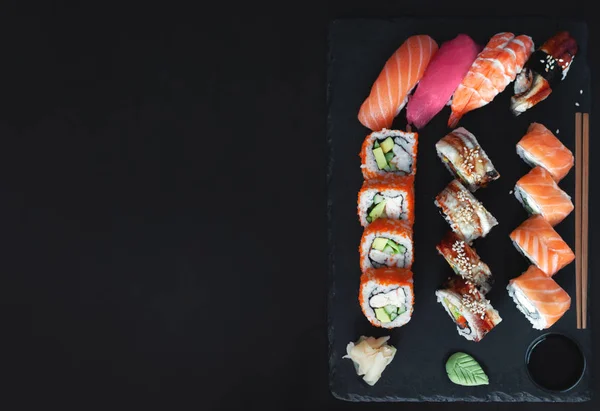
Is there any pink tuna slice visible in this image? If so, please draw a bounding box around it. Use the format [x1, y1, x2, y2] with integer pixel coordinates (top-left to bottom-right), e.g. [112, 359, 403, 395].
[406, 34, 481, 129]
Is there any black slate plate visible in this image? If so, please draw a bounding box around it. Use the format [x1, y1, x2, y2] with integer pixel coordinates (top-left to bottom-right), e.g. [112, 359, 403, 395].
[327, 18, 592, 402]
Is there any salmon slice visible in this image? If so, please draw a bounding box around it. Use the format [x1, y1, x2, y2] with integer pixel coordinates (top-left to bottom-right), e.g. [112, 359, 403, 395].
[515, 166, 574, 226]
[516, 122, 574, 182]
[510, 215, 575, 276]
[449, 33, 534, 127]
[508, 265, 571, 329]
[358, 35, 438, 131]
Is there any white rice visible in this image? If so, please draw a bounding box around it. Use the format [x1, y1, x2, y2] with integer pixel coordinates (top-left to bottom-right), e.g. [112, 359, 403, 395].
[361, 282, 413, 329]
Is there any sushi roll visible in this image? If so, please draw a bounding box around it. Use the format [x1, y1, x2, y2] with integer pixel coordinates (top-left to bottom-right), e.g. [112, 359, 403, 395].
[510, 215, 575, 277]
[435, 179, 498, 244]
[360, 129, 418, 179]
[516, 123, 574, 182]
[357, 175, 415, 227]
[507, 265, 571, 329]
[359, 219, 413, 272]
[359, 267, 414, 329]
[436, 231, 493, 294]
[514, 166, 574, 226]
[435, 127, 500, 192]
[435, 276, 502, 342]
[511, 31, 578, 115]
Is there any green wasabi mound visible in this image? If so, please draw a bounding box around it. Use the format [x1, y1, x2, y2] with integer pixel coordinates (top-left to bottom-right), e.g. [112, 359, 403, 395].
[445, 352, 489, 386]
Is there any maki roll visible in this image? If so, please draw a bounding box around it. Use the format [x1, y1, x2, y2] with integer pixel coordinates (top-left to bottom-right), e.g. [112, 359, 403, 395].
[435, 127, 499, 192]
[435, 276, 502, 342]
[511, 31, 578, 115]
[436, 231, 493, 294]
[360, 128, 418, 179]
[516, 123, 574, 182]
[510, 215, 575, 277]
[359, 219, 413, 272]
[359, 267, 414, 329]
[507, 265, 571, 330]
[357, 175, 415, 227]
[435, 179, 498, 244]
[514, 166, 574, 226]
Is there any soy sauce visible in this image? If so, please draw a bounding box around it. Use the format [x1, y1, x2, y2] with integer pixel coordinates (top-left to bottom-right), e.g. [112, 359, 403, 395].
[526, 333, 585, 392]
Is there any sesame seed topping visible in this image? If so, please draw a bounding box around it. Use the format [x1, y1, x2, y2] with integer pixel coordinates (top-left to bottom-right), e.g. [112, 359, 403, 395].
[509, 190, 513, 195]
[580, 90, 583, 94]
[556, 129, 560, 134]
[576, 102, 580, 107]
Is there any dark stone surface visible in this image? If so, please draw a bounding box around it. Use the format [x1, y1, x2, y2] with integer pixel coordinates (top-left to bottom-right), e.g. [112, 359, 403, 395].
[327, 18, 592, 402]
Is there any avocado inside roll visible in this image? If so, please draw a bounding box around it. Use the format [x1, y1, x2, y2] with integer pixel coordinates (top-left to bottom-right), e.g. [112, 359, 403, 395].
[369, 287, 408, 323]
[369, 237, 408, 268]
[372, 136, 413, 174]
[366, 193, 406, 223]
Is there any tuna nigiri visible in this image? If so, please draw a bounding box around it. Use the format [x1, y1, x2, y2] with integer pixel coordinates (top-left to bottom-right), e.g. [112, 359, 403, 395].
[449, 33, 534, 128]
[517, 122, 574, 182]
[406, 34, 481, 129]
[358, 35, 438, 131]
[514, 166, 574, 226]
[510, 215, 575, 277]
[507, 265, 571, 329]
[511, 31, 578, 115]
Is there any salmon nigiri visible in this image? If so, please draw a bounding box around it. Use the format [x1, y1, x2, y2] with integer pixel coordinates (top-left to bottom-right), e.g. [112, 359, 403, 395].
[510, 215, 575, 277]
[514, 166, 574, 226]
[358, 35, 438, 131]
[507, 265, 571, 329]
[449, 33, 534, 128]
[517, 122, 574, 182]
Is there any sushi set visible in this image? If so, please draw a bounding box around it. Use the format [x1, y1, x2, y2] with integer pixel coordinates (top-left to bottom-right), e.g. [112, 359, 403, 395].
[327, 18, 591, 402]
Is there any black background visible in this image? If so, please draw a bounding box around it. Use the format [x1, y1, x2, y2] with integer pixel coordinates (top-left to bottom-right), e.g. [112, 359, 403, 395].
[0, 2, 598, 410]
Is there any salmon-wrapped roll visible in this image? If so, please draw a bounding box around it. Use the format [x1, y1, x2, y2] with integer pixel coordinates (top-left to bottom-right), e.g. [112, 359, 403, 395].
[510, 215, 575, 276]
[359, 219, 413, 272]
[516, 123, 574, 182]
[359, 267, 414, 329]
[507, 265, 571, 329]
[360, 129, 418, 179]
[357, 175, 415, 227]
[514, 166, 574, 226]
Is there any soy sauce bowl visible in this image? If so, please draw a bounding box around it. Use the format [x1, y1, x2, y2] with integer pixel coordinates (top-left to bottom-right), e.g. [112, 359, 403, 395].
[525, 332, 586, 393]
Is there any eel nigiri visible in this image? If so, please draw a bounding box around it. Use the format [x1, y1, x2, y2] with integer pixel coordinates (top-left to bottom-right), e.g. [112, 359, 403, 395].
[507, 265, 571, 329]
[516, 122, 574, 182]
[406, 34, 481, 129]
[449, 33, 534, 128]
[511, 31, 578, 115]
[514, 166, 574, 226]
[510, 215, 575, 277]
[358, 35, 438, 131]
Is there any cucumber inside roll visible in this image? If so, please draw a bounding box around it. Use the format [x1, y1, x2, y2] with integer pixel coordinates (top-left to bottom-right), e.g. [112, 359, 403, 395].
[370, 288, 408, 323]
[514, 186, 541, 215]
[366, 192, 406, 223]
[372, 136, 412, 173]
[369, 237, 408, 268]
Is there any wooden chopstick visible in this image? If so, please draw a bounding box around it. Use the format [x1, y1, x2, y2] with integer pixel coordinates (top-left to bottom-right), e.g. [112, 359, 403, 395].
[575, 112, 582, 329]
[582, 113, 589, 329]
